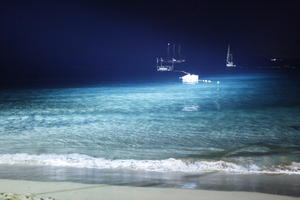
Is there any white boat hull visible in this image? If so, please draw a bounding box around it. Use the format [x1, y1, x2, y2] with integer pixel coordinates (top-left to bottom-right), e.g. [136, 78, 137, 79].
[226, 63, 236, 67]
[180, 74, 199, 83]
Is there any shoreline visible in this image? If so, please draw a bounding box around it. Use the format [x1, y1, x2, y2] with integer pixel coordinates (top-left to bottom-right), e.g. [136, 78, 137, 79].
[0, 164, 300, 197]
[1, 179, 300, 200]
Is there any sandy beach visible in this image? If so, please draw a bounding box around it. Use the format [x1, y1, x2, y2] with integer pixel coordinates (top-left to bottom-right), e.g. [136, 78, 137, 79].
[0, 179, 299, 200]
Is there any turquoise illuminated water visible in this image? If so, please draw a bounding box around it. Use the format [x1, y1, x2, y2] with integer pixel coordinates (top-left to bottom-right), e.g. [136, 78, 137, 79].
[0, 74, 300, 175]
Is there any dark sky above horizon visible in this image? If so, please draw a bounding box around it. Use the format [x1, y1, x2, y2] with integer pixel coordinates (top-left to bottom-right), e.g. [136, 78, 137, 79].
[0, 0, 300, 85]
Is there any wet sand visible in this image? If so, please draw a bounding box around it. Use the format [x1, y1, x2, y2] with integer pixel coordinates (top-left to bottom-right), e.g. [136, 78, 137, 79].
[0, 179, 299, 200]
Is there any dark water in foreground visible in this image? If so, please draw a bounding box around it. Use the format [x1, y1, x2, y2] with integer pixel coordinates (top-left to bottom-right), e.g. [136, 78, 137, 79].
[0, 74, 300, 196]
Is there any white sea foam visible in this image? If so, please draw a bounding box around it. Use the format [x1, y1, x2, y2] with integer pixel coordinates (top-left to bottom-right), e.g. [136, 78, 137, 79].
[182, 105, 199, 112]
[0, 153, 299, 174]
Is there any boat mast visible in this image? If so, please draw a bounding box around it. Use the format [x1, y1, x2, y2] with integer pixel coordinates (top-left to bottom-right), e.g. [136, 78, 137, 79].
[172, 44, 176, 59]
[167, 43, 170, 60]
[226, 45, 230, 64]
[178, 44, 181, 59]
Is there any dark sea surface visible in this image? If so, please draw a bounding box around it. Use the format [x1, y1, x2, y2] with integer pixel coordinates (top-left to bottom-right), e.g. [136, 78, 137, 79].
[0, 74, 300, 196]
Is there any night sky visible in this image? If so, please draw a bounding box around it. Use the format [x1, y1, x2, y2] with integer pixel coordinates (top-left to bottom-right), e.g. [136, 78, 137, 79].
[0, 1, 300, 86]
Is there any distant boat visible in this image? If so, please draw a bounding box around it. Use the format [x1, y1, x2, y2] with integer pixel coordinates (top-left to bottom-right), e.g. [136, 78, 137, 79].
[226, 45, 236, 67]
[156, 43, 185, 72]
[179, 71, 199, 84]
[156, 43, 199, 83]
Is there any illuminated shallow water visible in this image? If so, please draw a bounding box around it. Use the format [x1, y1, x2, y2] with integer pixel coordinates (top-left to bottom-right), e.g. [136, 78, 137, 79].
[0, 74, 300, 195]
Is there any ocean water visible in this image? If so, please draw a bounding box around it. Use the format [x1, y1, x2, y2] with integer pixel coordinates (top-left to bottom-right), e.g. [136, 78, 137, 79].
[0, 74, 300, 194]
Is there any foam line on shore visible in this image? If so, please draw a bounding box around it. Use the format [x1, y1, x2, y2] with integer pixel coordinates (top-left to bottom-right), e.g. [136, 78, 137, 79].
[0, 153, 299, 174]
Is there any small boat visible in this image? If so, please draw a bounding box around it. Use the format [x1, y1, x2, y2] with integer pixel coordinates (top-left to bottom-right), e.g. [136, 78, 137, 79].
[156, 43, 185, 72]
[156, 43, 198, 83]
[156, 57, 174, 71]
[226, 44, 236, 67]
[179, 71, 199, 84]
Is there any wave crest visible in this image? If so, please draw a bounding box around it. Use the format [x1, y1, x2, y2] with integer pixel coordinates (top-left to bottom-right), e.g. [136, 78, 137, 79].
[0, 153, 299, 174]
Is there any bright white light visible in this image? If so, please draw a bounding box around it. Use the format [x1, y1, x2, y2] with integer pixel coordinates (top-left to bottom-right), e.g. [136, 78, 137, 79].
[180, 74, 199, 83]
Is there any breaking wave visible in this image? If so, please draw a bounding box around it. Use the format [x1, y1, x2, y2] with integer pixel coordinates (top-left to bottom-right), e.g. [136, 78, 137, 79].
[0, 153, 299, 174]
[182, 105, 199, 112]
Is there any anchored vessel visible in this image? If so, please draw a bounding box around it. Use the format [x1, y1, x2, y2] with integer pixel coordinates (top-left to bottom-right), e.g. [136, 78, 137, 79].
[179, 71, 199, 83]
[156, 43, 198, 83]
[156, 43, 185, 71]
[226, 45, 236, 67]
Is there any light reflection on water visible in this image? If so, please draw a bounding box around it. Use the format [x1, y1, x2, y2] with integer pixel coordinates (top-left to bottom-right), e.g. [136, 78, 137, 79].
[0, 74, 300, 173]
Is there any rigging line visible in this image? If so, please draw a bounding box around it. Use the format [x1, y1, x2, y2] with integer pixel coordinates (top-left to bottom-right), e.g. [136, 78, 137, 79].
[172, 44, 175, 58]
[173, 70, 189, 75]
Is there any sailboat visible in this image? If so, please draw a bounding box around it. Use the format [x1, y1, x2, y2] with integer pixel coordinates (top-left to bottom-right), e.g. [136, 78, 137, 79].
[156, 43, 185, 71]
[226, 45, 236, 67]
[156, 43, 199, 83]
